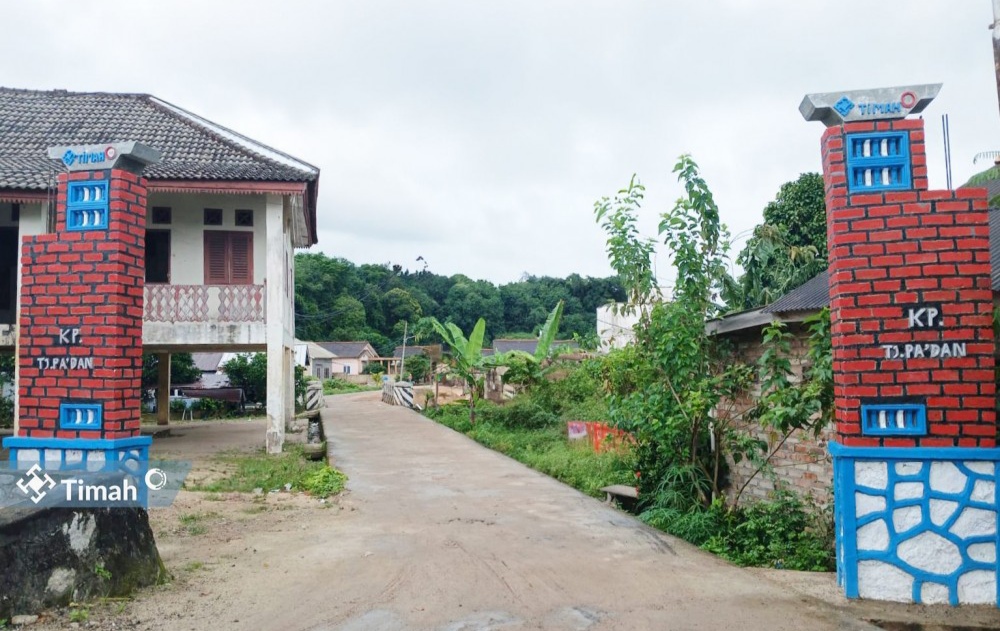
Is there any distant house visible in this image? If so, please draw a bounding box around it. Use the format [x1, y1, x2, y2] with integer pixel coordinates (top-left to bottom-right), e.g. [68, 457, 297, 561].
[189, 352, 242, 389]
[316, 341, 378, 376]
[492, 339, 580, 357]
[293, 341, 336, 379]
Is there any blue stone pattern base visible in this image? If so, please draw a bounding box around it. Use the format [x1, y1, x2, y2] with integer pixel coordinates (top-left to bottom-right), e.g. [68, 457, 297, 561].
[831, 444, 1000, 606]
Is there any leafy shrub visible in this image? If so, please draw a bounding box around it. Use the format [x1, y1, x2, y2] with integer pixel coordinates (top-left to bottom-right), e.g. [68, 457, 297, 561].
[641, 491, 834, 571]
[196, 397, 227, 420]
[301, 466, 348, 497]
[478, 398, 558, 430]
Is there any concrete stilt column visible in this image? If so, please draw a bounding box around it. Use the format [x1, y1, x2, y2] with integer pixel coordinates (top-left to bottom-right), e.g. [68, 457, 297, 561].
[264, 193, 292, 454]
[155, 352, 170, 426]
[285, 347, 295, 426]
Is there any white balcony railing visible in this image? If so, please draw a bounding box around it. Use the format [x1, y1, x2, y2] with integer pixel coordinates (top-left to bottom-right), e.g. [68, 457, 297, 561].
[143, 285, 266, 323]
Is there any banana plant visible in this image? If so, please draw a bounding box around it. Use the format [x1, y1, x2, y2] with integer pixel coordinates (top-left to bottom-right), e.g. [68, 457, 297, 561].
[498, 301, 566, 388]
[425, 317, 494, 424]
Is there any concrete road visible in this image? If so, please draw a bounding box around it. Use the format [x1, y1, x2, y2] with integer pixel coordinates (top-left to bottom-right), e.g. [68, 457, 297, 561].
[316, 392, 873, 631]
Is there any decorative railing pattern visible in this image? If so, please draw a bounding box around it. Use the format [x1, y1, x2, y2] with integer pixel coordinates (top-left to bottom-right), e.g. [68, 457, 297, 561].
[143, 285, 266, 323]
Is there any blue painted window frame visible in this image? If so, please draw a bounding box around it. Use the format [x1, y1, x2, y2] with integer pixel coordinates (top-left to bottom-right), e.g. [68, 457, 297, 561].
[860, 403, 926, 436]
[66, 180, 110, 231]
[845, 131, 911, 192]
[59, 403, 103, 430]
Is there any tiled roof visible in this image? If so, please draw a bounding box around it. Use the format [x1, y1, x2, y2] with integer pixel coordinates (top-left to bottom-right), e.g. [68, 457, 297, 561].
[0, 88, 319, 188]
[316, 342, 375, 358]
[761, 207, 1000, 315]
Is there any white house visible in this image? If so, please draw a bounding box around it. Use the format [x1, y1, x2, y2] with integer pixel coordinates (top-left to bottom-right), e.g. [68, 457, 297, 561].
[0, 88, 320, 453]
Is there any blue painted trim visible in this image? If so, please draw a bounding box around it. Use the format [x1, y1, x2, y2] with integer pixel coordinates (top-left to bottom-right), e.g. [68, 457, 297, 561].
[59, 403, 103, 430]
[861, 403, 926, 437]
[3, 436, 152, 450]
[830, 443, 1000, 461]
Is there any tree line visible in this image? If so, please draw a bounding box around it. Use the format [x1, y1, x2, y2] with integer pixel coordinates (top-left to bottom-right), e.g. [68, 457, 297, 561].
[293, 255, 626, 356]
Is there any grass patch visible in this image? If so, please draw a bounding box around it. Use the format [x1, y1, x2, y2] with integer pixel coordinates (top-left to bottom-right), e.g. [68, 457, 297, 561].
[323, 379, 380, 395]
[178, 512, 219, 536]
[188, 444, 347, 498]
[427, 402, 632, 498]
[182, 561, 205, 572]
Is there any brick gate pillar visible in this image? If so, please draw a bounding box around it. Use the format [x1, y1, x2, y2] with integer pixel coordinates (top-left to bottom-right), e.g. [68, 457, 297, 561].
[802, 85, 1000, 606]
[3, 143, 160, 493]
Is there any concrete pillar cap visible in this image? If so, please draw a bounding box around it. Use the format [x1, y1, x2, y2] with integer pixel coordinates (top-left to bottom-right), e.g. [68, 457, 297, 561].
[46, 141, 161, 172]
[800, 84, 942, 127]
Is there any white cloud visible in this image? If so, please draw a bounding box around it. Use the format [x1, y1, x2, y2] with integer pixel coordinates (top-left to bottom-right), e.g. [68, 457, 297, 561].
[5, 1, 999, 284]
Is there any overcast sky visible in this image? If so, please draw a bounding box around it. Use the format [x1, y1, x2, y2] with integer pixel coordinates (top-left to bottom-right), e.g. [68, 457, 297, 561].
[6, 2, 1000, 286]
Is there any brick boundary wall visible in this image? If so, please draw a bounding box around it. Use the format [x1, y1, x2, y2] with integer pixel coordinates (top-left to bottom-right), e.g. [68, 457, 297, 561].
[822, 118, 996, 448]
[16, 168, 146, 440]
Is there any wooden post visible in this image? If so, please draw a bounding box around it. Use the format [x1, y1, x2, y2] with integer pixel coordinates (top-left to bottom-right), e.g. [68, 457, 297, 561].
[156, 352, 170, 426]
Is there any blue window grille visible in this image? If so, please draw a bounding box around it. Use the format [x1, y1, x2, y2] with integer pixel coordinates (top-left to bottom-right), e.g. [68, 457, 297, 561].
[845, 132, 911, 192]
[860, 403, 926, 436]
[66, 180, 109, 231]
[59, 403, 103, 430]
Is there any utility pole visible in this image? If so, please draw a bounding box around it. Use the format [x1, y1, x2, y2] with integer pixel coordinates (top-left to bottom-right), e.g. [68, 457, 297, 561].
[399, 321, 407, 379]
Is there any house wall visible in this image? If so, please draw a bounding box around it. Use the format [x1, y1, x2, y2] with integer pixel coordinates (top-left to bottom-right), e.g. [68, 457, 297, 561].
[312, 357, 333, 379]
[720, 324, 834, 505]
[145, 193, 266, 285]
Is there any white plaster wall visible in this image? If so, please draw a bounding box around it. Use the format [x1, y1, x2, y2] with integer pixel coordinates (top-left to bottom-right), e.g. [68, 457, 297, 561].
[145, 193, 266, 285]
[0, 202, 44, 234]
[596, 304, 638, 351]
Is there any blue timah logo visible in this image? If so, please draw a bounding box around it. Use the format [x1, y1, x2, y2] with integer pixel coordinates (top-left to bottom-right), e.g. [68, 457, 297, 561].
[61, 146, 114, 168]
[834, 96, 855, 118]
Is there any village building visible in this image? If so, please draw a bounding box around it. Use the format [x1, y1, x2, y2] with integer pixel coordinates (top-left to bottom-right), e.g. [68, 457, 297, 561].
[0, 88, 320, 451]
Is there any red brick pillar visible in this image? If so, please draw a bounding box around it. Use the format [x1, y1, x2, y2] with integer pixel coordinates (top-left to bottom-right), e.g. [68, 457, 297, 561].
[5, 143, 159, 475]
[822, 118, 996, 447]
[804, 85, 1000, 606]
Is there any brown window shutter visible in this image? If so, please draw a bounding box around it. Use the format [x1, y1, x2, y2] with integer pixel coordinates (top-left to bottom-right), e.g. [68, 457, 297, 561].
[204, 231, 229, 284]
[230, 232, 253, 284]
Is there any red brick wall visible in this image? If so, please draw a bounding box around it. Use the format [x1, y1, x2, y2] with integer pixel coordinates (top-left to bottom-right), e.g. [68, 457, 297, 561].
[722, 325, 833, 505]
[16, 168, 146, 440]
[823, 119, 996, 448]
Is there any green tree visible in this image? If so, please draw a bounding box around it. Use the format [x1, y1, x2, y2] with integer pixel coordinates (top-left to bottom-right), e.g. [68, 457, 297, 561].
[401, 354, 431, 382]
[596, 156, 755, 508]
[444, 278, 504, 339]
[141, 352, 202, 389]
[732, 173, 826, 310]
[222, 353, 268, 404]
[0, 354, 13, 429]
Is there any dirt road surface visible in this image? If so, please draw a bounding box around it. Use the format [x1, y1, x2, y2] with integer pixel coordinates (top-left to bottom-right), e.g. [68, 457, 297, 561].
[28, 392, 1000, 630]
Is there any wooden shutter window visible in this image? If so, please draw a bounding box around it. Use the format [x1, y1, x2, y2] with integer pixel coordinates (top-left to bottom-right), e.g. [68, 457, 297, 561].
[204, 231, 230, 284]
[230, 232, 253, 284]
[204, 231, 253, 285]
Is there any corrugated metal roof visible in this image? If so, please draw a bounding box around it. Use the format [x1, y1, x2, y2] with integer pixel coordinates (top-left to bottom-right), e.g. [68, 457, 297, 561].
[760, 207, 1000, 315]
[191, 352, 225, 372]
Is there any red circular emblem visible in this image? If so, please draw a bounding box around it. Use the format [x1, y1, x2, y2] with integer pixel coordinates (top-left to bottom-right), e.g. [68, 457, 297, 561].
[900, 91, 917, 109]
[105, 146, 117, 160]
